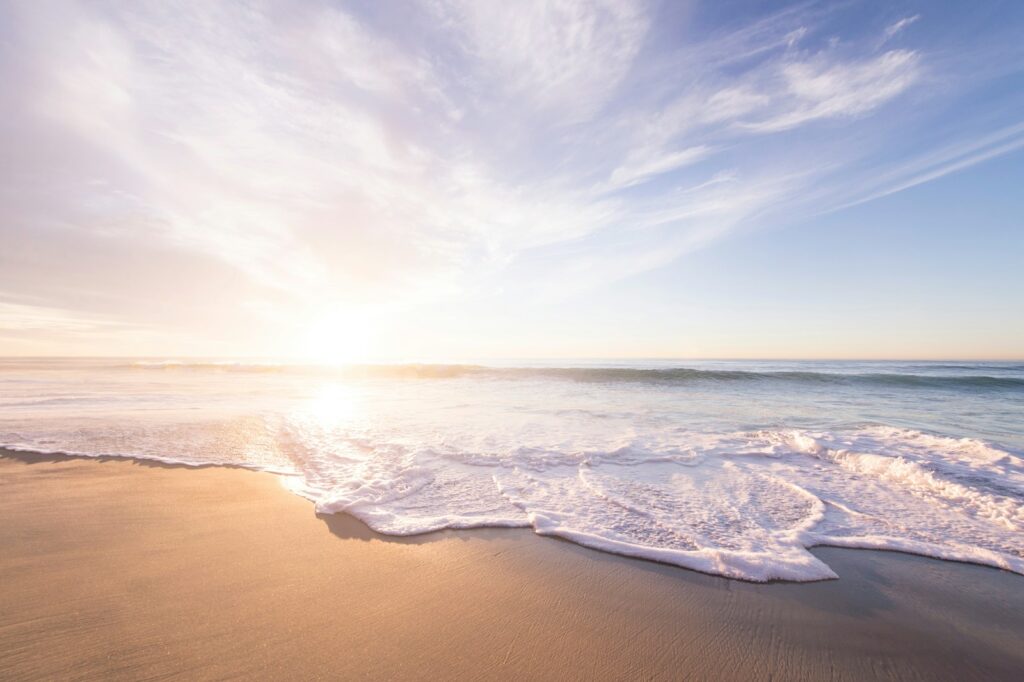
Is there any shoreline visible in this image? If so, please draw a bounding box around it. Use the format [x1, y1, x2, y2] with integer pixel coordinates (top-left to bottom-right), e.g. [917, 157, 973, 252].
[3, 445, 1020, 584]
[2, 448, 1023, 680]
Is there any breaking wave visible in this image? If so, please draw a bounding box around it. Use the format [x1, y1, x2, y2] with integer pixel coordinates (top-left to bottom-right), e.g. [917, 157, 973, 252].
[3, 357, 1022, 582]
[111, 361, 1024, 390]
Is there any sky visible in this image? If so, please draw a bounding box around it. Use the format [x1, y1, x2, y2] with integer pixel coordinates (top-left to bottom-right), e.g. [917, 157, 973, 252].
[1, 0, 1023, 361]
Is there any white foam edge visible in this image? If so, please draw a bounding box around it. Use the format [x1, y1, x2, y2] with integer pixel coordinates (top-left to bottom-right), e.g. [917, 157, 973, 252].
[7, 444, 1022, 582]
[807, 533, 1024, 575]
[525, 511, 838, 582]
[0, 442, 296, 475]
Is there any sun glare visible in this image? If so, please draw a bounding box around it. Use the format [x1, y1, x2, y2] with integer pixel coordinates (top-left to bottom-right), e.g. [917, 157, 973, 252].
[305, 383, 361, 426]
[300, 311, 374, 366]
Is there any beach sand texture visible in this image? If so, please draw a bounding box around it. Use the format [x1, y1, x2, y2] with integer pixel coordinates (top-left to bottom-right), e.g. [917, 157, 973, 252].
[2, 449, 1022, 681]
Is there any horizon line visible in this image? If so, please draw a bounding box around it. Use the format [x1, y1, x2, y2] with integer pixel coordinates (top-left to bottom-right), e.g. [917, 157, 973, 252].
[3, 355, 1023, 363]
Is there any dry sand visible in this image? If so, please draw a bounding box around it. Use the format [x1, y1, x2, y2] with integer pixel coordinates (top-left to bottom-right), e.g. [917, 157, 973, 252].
[2, 448, 1022, 681]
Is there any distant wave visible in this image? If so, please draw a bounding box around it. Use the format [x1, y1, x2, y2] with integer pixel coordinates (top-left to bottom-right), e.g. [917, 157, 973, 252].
[904, 363, 1024, 372]
[484, 367, 1024, 390]
[121, 361, 1024, 390]
[127, 360, 287, 372]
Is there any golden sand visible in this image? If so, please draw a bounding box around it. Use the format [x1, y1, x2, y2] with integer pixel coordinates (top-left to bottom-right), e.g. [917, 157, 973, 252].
[2, 449, 1022, 680]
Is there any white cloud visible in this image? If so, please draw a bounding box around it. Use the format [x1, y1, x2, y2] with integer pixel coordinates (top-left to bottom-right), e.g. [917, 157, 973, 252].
[2, 0, 1019, 355]
[433, 0, 650, 121]
[828, 120, 1024, 211]
[0, 301, 109, 333]
[785, 26, 808, 48]
[884, 14, 921, 42]
[741, 50, 920, 132]
[607, 145, 714, 190]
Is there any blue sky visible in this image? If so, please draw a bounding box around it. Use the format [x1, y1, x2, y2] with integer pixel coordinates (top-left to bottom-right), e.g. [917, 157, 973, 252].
[1, 0, 1022, 359]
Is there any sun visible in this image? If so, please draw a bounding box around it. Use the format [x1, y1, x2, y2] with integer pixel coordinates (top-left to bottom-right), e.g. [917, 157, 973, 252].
[299, 310, 373, 365]
[305, 382, 362, 425]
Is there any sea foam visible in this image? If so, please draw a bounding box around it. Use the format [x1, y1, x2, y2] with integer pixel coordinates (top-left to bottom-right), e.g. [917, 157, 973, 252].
[2, 358, 1022, 582]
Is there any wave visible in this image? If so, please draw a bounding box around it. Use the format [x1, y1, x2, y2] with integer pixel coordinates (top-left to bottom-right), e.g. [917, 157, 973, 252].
[4, 421, 1022, 582]
[120, 361, 1024, 390]
[127, 360, 287, 372]
[5, 355, 1022, 582]
[490, 367, 1024, 390]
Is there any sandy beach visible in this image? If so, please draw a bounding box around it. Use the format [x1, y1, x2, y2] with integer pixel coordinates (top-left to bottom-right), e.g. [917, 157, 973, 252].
[1, 448, 1022, 681]
[4, 0, 1023, 678]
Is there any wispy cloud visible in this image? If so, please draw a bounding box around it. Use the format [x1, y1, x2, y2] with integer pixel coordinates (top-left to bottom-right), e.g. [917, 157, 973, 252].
[827, 121, 1024, 212]
[432, 0, 650, 122]
[740, 49, 920, 132]
[606, 145, 714, 191]
[1, 0, 1021, 354]
[883, 14, 921, 42]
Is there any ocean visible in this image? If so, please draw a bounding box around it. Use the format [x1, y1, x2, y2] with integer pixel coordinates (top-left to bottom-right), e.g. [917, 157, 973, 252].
[2, 357, 1021, 581]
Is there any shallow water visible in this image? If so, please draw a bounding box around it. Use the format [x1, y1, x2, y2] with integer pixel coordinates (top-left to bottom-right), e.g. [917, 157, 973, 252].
[2, 357, 1022, 581]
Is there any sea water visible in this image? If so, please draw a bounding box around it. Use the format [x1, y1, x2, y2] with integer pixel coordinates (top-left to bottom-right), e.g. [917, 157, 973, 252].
[1, 357, 1021, 581]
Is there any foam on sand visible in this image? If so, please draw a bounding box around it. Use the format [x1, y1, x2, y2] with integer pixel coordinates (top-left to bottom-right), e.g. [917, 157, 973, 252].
[2, 358, 1022, 581]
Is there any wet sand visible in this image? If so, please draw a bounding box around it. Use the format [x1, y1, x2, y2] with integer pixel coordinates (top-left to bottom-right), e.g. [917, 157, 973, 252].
[1, 448, 1022, 681]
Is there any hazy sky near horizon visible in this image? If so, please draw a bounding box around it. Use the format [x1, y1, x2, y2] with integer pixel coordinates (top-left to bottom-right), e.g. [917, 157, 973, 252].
[2, 0, 1023, 360]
